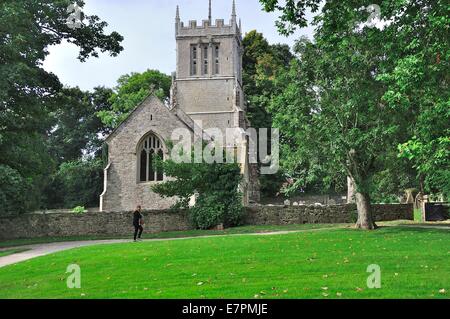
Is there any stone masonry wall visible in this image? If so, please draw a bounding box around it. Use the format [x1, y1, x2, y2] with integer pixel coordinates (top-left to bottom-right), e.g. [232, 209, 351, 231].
[0, 204, 413, 240]
[243, 204, 414, 225]
[0, 210, 190, 240]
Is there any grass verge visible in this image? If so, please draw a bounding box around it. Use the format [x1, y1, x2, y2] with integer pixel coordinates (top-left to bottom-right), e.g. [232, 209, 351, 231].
[0, 226, 448, 299]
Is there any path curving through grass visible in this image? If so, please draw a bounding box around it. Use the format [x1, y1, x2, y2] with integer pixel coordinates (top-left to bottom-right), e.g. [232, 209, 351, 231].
[0, 226, 448, 299]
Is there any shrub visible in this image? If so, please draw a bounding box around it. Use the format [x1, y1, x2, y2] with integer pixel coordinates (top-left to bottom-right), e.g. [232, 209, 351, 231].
[188, 192, 244, 230]
[189, 194, 225, 229]
[72, 206, 86, 214]
[152, 150, 244, 230]
[224, 193, 244, 227]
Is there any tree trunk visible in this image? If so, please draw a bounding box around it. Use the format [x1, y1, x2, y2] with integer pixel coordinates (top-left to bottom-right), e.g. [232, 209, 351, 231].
[347, 176, 355, 204]
[419, 174, 425, 194]
[355, 191, 377, 230]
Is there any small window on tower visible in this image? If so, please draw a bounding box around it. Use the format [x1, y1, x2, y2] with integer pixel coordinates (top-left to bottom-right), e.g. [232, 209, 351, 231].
[202, 45, 209, 75]
[214, 45, 220, 74]
[236, 90, 241, 106]
[190, 45, 197, 76]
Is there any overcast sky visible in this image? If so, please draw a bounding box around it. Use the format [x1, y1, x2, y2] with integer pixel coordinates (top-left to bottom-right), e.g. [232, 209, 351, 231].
[43, 0, 316, 91]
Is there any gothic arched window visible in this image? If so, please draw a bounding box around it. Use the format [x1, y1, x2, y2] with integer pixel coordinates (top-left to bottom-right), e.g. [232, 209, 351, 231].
[138, 134, 164, 183]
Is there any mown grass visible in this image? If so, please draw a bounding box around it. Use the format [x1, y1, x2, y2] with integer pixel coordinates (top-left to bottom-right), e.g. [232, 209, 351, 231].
[0, 226, 448, 299]
[0, 249, 29, 258]
[0, 223, 343, 248]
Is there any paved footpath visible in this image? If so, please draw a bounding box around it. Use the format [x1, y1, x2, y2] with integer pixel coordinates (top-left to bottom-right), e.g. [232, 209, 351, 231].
[0, 240, 129, 268]
[0, 228, 339, 269]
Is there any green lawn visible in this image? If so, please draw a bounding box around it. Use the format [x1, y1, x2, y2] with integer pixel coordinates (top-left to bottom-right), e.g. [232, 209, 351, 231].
[0, 248, 29, 258]
[0, 226, 448, 299]
[0, 223, 343, 248]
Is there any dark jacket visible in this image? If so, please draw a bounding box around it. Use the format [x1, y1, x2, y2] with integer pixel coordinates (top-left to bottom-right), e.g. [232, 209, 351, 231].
[133, 211, 143, 227]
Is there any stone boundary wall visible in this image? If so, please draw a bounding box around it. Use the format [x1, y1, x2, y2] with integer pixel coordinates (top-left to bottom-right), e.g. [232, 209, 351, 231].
[0, 210, 190, 240]
[0, 204, 413, 240]
[243, 204, 414, 225]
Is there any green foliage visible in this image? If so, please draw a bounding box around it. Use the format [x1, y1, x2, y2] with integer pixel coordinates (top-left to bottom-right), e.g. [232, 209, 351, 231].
[48, 87, 113, 164]
[260, 172, 287, 198]
[189, 195, 226, 230]
[0, 165, 30, 216]
[98, 70, 171, 128]
[243, 30, 345, 198]
[152, 151, 243, 230]
[260, 0, 449, 213]
[261, 1, 420, 228]
[377, 1, 449, 199]
[242, 30, 295, 197]
[268, 51, 348, 195]
[72, 206, 86, 214]
[259, 0, 322, 35]
[43, 100, 109, 213]
[45, 159, 103, 209]
[370, 149, 419, 203]
[399, 137, 450, 199]
[189, 193, 243, 230]
[0, 131, 56, 209]
[0, 0, 123, 212]
[243, 30, 294, 131]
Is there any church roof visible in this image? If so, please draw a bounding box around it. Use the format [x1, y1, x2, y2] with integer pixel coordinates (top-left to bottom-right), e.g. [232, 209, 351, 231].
[104, 94, 209, 143]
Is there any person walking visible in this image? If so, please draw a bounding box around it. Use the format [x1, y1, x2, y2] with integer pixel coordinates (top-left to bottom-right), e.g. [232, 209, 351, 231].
[133, 206, 144, 242]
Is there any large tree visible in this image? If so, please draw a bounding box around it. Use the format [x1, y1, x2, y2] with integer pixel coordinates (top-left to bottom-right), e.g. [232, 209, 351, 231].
[383, 1, 449, 199]
[0, 0, 123, 212]
[242, 30, 295, 197]
[261, 0, 446, 229]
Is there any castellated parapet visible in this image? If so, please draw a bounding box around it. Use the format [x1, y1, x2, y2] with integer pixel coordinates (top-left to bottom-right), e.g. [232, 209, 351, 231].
[176, 19, 241, 38]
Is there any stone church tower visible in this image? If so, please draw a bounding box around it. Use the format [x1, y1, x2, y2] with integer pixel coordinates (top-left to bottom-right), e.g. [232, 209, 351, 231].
[172, 0, 260, 203]
[100, 1, 259, 212]
[172, 0, 245, 132]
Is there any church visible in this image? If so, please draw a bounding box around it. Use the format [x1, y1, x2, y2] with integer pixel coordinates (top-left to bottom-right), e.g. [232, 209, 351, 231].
[100, 1, 260, 212]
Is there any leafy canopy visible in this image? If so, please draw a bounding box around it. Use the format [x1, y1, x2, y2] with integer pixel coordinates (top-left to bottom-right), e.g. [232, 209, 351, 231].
[98, 70, 171, 128]
[0, 0, 123, 212]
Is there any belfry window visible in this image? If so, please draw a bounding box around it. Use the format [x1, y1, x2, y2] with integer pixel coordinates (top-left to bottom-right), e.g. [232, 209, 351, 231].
[214, 45, 220, 74]
[202, 45, 209, 75]
[190, 45, 197, 76]
[138, 134, 164, 183]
